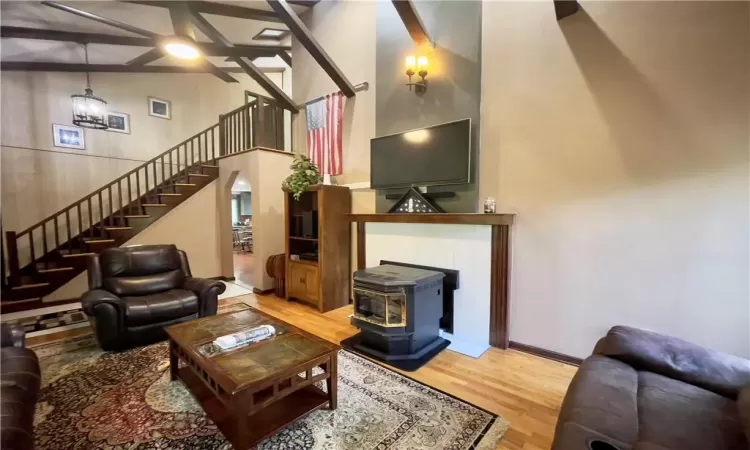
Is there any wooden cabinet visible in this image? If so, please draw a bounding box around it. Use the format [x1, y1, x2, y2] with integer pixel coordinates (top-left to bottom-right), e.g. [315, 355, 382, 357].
[284, 185, 350, 312]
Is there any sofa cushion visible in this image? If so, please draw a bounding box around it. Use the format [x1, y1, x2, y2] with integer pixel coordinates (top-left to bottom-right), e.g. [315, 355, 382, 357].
[596, 326, 750, 399]
[101, 245, 186, 296]
[105, 270, 185, 297]
[1, 347, 40, 450]
[124, 289, 199, 327]
[635, 371, 745, 450]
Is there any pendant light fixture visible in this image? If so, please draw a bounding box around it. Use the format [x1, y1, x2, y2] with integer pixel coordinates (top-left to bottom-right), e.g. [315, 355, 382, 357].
[71, 44, 108, 130]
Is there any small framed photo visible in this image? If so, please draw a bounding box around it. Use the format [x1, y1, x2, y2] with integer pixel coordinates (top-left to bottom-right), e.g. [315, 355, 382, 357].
[52, 124, 85, 150]
[148, 97, 171, 120]
[107, 112, 130, 134]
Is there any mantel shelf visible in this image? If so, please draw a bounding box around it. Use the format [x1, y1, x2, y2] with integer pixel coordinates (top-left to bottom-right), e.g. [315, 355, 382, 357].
[347, 213, 515, 226]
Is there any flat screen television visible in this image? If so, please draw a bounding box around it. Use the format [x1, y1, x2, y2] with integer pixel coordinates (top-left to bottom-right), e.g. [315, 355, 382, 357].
[370, 118, 471, 189]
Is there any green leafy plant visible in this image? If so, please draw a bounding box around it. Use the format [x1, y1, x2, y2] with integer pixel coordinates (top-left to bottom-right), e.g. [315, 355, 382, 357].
[282, 154, 323, 200]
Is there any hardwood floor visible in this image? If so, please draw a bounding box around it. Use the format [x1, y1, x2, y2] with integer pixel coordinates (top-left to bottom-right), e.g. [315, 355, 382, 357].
[239, 293, 576, 450]
[233, 251, 255, 287]
[27, 291, 577, 450]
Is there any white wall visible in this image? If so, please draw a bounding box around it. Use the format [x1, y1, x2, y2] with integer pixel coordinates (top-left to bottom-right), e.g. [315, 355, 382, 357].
[1, 71, 283, 232]
[480, 1, 750, 358]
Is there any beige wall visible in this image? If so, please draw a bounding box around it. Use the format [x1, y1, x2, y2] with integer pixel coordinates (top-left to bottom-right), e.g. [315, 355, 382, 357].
[481, 1, 750, 357]
[1, 71, 283, 233]
[292, 1, 376, 184]
[218, 149, 292, 290]
[45, 179, 222, 302]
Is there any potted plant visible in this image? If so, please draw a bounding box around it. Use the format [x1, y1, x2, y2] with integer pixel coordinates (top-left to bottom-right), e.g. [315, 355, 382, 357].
[282, 154, 323, 200]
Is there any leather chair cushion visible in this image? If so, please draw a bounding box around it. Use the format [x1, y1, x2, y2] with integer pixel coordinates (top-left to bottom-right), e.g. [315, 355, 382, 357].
[738, 385, 750, 444]
[123, 289, 199, 327]
[105, 270, 184, 297]
[100, 245, 183, 277]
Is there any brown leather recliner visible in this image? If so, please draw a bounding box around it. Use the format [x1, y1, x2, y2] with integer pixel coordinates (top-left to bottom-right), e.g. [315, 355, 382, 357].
[552, 326, 750, 450]
[82, 244, 226, 351]
[1, 323, 41, 450]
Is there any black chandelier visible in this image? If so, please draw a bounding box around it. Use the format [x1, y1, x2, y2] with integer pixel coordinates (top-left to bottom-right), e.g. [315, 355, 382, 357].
[71, 44, 108, 130]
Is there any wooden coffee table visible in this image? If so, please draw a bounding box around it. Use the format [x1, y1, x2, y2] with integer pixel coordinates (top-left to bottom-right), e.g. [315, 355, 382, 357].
[166, 307, 339, 449]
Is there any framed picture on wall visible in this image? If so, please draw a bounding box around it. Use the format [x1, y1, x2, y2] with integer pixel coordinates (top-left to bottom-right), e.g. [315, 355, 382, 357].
[148, 97, 171, 120]
[107, 112, 130, 134]
[52, 124, 85, 150]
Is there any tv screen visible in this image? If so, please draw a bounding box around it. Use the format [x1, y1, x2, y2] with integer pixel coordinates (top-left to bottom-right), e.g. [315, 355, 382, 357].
[370, 119, 471, 189]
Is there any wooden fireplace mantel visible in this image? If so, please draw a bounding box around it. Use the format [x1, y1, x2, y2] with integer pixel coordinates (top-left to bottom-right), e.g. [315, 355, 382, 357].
[349, 212, 515, 350]
[347, 213, 514, 226]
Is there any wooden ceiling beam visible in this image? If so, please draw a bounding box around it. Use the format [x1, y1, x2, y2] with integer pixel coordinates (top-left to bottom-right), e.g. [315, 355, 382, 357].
[0, 61, 283, 74]
[267, 0, 355, 97]
[277, 51, 292, 67]
[0, 27, 290, 55]
[188, 10, 298, 112]
[390, 0, 434, 49]
[125, 1, 282, 23]
[125, 48, 163, 65]
[40, 1, 159, 38]
[554, 0, 580, 20]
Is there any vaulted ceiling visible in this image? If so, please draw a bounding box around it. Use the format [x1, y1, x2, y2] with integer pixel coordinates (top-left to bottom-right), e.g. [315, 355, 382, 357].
[0, 1, 309, 70]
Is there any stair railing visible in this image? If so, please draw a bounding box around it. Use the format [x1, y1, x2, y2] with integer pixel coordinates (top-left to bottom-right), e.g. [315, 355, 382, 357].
[219, 94, 285, 156]
[3, 94, 288, 289]
[4, 123, 220, 285]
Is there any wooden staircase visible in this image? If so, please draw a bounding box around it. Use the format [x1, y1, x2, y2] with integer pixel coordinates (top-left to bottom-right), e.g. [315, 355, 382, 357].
[1, 92, 289, 313]
[2, 127, 221, 312]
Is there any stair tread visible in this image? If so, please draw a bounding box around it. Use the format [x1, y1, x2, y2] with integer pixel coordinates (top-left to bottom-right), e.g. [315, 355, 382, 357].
[12, 282, 50, 290]
[38, 267, 74, 273]
[82, 238, 115, 243]
[105, 226, 133, 230]
[61, 251, 96, 257]
[174, 183, 197, 187]
[124, 215, 150, 218]
[187, 173, 211, 177]
[159, 193, 182, 196]
[201, 164, 219, 168]
[142, 203, 168, 207]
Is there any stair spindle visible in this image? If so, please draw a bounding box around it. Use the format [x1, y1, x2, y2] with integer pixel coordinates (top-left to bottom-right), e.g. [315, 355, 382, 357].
[210, 126, 215, 161]
[108, 187, 114, 226]
[29, 231, 35, 266]
[65, 210, 72, 252]
[118, 181, 124, 223]
[53, 216, 59, 251]
[169, 150, 173, 180]
[98, 192, 105, 237]
[77, 204, 83, 247]
[41, 222, 48, 270]
[89, 198, 94, 237]
[161, 155, 166, 188]
[5, 231, 20, 286]
[152, 161, 157, 194]
[136, 170, 143, 209]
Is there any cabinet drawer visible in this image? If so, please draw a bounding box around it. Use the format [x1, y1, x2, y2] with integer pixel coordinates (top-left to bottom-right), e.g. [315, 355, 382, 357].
[288, 261, 319, 304]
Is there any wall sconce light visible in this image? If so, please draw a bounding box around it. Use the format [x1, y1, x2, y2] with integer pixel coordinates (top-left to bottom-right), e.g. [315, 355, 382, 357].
[405, 55, 428, 95]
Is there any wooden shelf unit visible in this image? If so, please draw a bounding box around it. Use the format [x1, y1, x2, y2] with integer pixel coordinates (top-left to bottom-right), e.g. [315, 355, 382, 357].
[284, 184, 351, 312]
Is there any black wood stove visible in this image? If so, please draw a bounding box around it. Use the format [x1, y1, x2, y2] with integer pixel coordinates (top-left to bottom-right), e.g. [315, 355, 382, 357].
[349, 264, 448, 366]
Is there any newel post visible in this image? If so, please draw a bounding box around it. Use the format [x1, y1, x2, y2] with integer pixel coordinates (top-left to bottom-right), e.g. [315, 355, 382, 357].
[5, 231, 20, 286]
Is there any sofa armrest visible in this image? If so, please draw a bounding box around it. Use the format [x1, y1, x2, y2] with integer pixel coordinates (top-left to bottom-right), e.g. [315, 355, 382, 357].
[182, 278, 226, 317]
[596, 326, 750, 399]
[81, 289, 124, 316]
[0, 323, 26, 348]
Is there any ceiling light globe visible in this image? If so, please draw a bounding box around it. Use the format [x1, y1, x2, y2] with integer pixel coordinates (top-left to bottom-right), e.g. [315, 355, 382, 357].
[164, 42, 201, 60]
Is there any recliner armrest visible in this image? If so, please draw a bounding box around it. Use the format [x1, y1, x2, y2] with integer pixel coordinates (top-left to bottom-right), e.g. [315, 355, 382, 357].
[0, 323, 26, 348]
[182, 277, 226, 317]
[81, 289, 124, 316]
[596, 325, 750, 399]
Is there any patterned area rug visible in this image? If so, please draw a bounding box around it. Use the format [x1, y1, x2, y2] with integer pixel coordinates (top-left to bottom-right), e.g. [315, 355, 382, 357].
[31, 309, 508, 449]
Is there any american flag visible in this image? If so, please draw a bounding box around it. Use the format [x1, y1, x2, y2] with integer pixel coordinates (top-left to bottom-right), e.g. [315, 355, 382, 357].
[306, 92, 344, 176]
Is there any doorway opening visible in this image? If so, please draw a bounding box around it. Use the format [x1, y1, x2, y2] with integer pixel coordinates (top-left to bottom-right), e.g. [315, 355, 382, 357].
[231, 174, 254, 289]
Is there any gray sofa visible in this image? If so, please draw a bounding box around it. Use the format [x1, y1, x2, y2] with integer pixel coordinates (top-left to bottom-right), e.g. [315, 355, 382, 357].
[552, 326, 750, 450]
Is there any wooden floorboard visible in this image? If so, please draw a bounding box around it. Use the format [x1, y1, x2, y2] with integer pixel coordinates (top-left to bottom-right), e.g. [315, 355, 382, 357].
[238, 293, 577, 450]
[26, 291, 576, 450]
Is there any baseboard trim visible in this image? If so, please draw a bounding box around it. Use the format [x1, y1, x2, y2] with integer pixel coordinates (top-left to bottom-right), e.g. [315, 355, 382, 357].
[509, 341, 583, 366]
[209, 276, 236, 281]
[252, 287, 274, 295]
